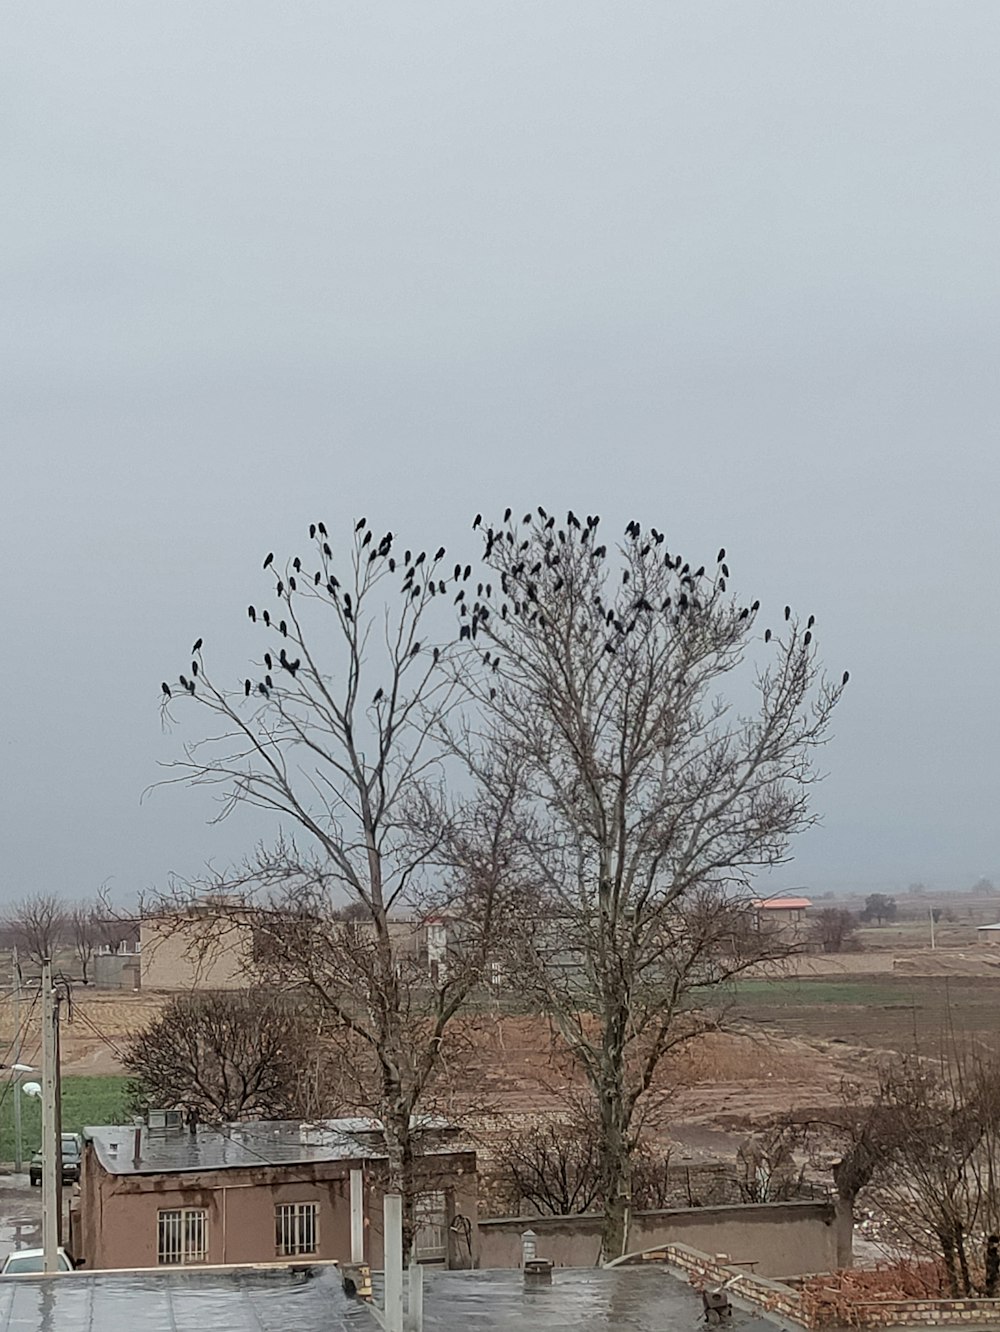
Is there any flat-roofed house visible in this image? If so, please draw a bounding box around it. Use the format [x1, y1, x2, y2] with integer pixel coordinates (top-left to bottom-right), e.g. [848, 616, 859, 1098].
[73, 1117, 478, 1272]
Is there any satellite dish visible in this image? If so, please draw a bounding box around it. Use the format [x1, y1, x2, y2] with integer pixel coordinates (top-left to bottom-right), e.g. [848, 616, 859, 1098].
[21, 1082, 41, 1099]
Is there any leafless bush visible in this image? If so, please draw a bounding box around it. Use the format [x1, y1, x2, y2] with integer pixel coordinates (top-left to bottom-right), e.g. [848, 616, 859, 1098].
[123, 990, 329, 1123]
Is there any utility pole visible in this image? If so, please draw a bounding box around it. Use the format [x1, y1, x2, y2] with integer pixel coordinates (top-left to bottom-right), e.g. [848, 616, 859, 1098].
[11, 949, 22, 1174]
[41, 959, 59, 1273]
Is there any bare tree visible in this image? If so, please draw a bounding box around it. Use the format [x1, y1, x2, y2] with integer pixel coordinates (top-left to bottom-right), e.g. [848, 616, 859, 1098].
[811, 907, 859, 954]
[447, 510, 846, 1259]
[156, 518, 503, 1249]
[124, 990, 326, 1122]
[6, 894, 68, 967]
[855, 1052, 1000, 1296]
[68, 902, 102, 984]
[488, 1099, 674, 1218]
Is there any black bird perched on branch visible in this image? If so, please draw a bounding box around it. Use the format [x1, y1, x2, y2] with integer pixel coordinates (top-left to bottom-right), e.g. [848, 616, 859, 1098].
[244, 679, 251, 696]
[355, 517, 366, 531]
[289, 576, 296, 592]
[192, 638, 202, 653]
[314, 571, 321, 585]
[784, 605, 791, 620]
[263, 552, 273, 569]
[279, 620, 287, 636]
[473, 514, 482, 530]
[318, 522, 327, 537]
[362, 530, 372, 547]
[248, 606, 256, 622]
[161, 682, 171, 698]
[258, 682, 269, 698]
[262, 610, 270, 626]
[191, 661, 198, 676]
[717, 548, 725, 563]
[435, 546, 445, 560]
[265, 653, 273, 669]
[186, 679, 195, 694]
[804, 630, 812, 646]
[179, 674, 189, 690]
[309, 524, 316, 539]
[323, 542, 332, 558]
[373, 688, 383, 704]
[265, 674, 273, 689]
[293, 557, 301, 571]
[807, 614, 815, 629]
[842, 670, 850, 685]
[504, 507, 512, 521]
[276, 580, 284, 597]
[764, 628, 772, 643]
[460, 625, 470, 640]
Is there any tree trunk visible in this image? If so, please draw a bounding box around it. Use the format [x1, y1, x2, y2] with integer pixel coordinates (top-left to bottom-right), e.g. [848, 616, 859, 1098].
[985, 1235, 999, 1297]
[381, 1083, 417, 1258]
[596, 1084, 632, 1263]
[939, 1229, 959, 1298]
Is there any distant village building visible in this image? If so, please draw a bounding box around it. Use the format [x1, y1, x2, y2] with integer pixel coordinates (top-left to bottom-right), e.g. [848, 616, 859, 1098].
[140, 897, 253, 990]
[73, 1117, 478, 1271]
[750, 895, 812, 943]
[976, 922, 1000, 945]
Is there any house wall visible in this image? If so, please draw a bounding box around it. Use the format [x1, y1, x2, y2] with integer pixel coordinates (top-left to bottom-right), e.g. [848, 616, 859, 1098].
[477, 1200, 844, 1277]
[140, 916, 251, 990]
[77, 1143, 479, 1272]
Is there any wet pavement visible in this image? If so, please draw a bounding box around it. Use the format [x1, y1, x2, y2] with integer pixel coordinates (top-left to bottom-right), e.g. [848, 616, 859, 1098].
[422, 1267, 782, 1331]
[0, 1174, 41, 1263]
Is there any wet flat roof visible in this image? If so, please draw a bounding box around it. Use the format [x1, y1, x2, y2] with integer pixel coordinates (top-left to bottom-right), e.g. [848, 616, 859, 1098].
[421, 1267, 784, 1332]
[84, 1117, 468, 1176]
[0, 1264, 784, 1332]
[0, 1267, 369, 1332]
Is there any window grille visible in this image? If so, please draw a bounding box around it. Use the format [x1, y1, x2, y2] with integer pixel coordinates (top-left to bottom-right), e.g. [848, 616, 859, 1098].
[157, 1208, 208, 1265]
[275, 1201, 318, 1256]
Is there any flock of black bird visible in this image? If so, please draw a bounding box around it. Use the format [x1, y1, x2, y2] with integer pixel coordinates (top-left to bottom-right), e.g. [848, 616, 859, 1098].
[160, 511, 849, 703]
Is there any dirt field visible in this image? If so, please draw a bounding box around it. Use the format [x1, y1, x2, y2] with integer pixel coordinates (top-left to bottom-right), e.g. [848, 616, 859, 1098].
[8, 964, 999, 1156]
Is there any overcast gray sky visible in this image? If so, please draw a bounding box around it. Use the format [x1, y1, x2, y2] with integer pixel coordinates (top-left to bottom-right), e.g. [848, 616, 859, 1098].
[2, 3, 997, 904]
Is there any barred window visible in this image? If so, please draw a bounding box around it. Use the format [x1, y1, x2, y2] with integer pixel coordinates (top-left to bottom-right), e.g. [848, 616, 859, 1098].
[157, 1208, 208, 1265]
[275, 1201, 318, 1256]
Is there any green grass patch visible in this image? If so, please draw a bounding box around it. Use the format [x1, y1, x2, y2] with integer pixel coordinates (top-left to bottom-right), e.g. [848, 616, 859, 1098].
[0, 1075, 129, 1164]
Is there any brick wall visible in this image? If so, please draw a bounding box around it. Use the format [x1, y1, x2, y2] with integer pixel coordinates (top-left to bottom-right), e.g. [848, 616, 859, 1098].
[645, 1242, 1000, 1329]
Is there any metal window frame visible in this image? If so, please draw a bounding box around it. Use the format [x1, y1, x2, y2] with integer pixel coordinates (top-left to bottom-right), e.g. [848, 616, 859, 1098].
[157, 1207, 208, 1265]
[274, 1201, 319, 1257]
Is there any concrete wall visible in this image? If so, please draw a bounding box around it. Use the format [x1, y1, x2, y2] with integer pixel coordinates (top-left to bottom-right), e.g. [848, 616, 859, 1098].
[477, 1200, 845, 1277]
[140, 916, 251, 990]
[93, 953, 141, 990]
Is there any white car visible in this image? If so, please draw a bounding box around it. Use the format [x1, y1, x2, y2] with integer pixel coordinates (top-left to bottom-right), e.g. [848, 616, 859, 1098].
[1, 1248, 74, 1274]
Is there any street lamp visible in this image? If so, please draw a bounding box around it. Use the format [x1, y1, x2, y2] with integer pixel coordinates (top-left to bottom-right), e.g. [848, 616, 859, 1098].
[1, 1063, 38, 1173]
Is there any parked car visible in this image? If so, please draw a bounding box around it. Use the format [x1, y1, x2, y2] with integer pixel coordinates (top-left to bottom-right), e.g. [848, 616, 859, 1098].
[28, 1135, 82, 1187]
[1, 1248, 74, 1274]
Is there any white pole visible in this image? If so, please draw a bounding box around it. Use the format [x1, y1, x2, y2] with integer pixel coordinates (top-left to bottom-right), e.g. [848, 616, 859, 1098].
[350, 1169, 365, 1264]
[383, 1193, 404, 1332]
[12, 949, 22, 1174]
[41, 959, 59, 1272]
[408, 1258, 424, 1332]
[929, 908, 937, 951]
